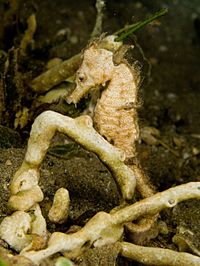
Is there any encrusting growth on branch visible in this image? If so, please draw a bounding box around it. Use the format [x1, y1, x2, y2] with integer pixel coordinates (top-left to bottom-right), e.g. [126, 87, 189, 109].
[0, 204, 47, 252]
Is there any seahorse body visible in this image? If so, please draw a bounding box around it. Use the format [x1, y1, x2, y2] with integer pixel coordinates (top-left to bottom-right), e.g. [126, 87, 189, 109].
[94, 63, 139, 159]
[67, 39, 139, 159]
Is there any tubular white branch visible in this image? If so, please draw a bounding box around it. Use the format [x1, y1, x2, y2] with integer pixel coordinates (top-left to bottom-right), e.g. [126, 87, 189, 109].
[120, 241, 200, 266]
[9, 110, 136, 212]
[112, 182, 200, 224]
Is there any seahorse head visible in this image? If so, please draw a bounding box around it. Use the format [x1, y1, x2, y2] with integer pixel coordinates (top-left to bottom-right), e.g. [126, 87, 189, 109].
[67, 41, 115, 104]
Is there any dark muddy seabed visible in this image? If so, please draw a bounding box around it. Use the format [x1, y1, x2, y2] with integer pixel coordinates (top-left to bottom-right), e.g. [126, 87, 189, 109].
[0, 0, 200, 265]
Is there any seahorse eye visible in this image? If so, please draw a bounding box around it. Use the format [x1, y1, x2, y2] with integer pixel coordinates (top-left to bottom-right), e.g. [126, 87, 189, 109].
[78, 73, 86, 82]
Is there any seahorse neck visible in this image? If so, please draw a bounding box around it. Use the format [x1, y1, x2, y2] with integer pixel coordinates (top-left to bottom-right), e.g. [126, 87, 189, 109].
[105, 64, 134, 91]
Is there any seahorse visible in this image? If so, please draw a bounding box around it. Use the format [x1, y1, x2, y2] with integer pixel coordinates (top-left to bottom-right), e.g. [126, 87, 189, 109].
[67, 36, 140, 159]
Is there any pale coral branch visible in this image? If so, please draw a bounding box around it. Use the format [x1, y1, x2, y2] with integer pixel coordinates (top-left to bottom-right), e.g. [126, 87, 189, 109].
[21, 182, 200, 264]
[8, 110, 136, 212]
[120, 241, 200, 266]
[112, 182, 200, 224]
[30, 53, 81, 93]
[21, 211, 124, 263]
[8, 166, 44, 211]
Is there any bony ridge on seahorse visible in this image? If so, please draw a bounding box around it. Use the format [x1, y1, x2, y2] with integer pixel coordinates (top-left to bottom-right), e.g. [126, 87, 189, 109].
[67, 35, 140, 160]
